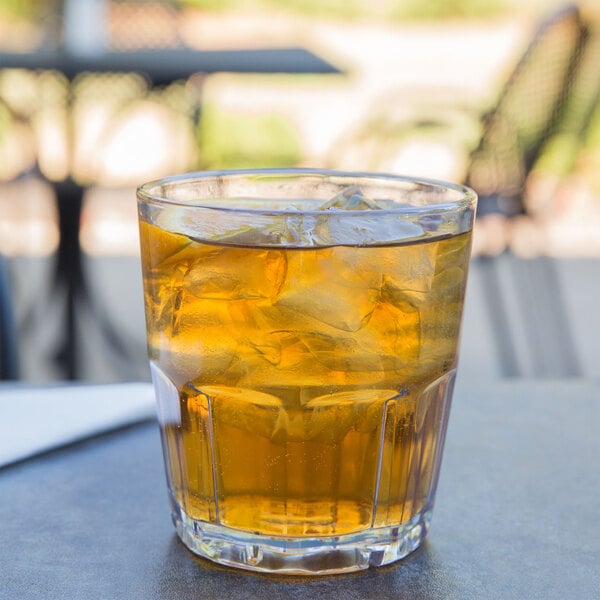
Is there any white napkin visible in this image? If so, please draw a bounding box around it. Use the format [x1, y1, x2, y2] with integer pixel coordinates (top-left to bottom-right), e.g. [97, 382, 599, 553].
[0, 382, 156, 468]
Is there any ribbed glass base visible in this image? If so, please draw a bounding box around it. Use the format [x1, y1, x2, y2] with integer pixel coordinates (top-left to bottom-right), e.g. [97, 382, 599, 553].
[171, 500, 433, 575]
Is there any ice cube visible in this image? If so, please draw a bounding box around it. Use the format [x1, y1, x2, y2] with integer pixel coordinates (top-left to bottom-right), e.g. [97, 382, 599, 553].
[306, 389, 401, 437]
[195, 384, 285, 440]
[155, 185, 426, 248]
[283, 301, 421, 375]
[183, 247, 287, 301]
[325, 212, 424, 246]
[259, 299, 420, 378]
[319, 185, 383, 211]
[157, 206, 289, 247]
[313, 186, 424, 246]
[378, 241, 437, 306]
[274, 246, 380, 331]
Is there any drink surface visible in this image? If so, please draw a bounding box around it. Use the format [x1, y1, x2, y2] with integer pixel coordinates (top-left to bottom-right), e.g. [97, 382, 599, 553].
[140, 219, 472, 537]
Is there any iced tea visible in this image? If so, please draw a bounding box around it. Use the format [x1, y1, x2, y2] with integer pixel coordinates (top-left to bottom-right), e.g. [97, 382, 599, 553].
[141, 224, 470, 530]
[137, 170, 476, 574]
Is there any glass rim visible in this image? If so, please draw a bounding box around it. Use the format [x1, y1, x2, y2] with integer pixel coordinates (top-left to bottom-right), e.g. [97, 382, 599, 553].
[136, 168, 477, 216]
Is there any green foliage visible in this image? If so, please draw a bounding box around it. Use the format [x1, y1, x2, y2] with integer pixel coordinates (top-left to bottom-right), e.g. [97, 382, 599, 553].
[0, 0, 47, 19]
[578, 101, 600, 191]
[0, 101, 10, 138]
[173, 0, 237, 11]
[175, 0, 509, 20]
[198, 103, 303, 169]
[175, 1, 363, 19]
[395, 0, 508, 20]
[583, 101, 600, 150]
[535, 133, 582, 176]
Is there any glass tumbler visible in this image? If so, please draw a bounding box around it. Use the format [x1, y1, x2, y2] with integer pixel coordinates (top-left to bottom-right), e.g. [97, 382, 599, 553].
[137, 169, 476, 575]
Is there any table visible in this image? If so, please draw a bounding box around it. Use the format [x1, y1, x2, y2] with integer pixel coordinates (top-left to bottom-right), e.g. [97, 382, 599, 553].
[0, 48, 340, 84]
[0, 46, 340, 379]
[1, 380, 598, 598]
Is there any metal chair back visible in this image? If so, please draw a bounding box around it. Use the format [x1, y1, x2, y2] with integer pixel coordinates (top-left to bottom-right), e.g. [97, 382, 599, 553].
[466, 4, 589, 217]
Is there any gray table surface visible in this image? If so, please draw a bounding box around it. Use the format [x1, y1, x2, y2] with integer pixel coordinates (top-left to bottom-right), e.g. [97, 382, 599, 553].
[1, 380, 598, 599]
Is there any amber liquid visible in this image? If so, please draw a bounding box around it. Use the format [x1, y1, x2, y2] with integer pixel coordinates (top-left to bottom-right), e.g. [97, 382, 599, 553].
[140, 222, 471, 537]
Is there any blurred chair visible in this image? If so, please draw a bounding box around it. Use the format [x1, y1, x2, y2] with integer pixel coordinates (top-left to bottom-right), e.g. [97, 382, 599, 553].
[466, 4, 599, 378]
[331, 4, 598, 378]
[465, 3, 589, 218]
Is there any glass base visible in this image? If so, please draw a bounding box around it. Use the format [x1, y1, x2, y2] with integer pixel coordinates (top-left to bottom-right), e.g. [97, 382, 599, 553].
[171, 499, 433, 575]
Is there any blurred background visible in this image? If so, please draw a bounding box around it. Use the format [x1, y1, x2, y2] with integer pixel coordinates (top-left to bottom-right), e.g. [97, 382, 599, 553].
[0, 0, 598, 384]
